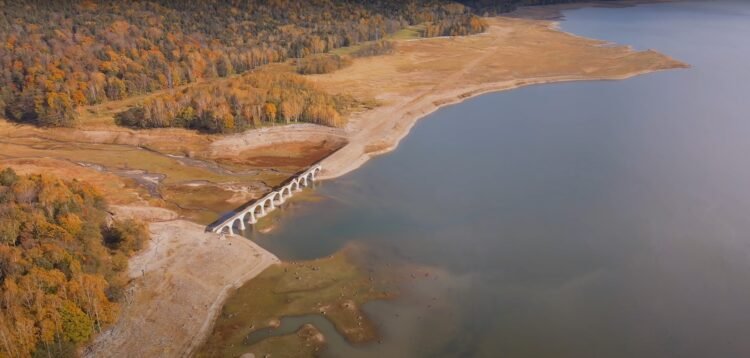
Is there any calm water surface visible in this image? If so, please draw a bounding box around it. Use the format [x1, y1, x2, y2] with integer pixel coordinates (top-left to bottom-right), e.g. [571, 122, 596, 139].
[241, 2, 750, 357]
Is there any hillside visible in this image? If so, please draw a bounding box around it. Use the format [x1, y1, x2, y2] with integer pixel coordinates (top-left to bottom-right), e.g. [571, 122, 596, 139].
[0, 0, 488, 128]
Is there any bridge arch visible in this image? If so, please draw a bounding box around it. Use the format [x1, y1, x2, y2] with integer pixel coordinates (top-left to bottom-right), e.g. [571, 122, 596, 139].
[233, 217, 245, 231]
[298, 175, 308, 188]
[253, 202, 265, 217]
[242, 210, 257, 224]
[219, 224, 233, 235]
[262, 196, 275, 212]
[272, 190, 284, 205]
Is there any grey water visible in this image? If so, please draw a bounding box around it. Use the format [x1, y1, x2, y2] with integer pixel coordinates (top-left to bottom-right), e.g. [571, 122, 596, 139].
[242, 1, 750, 357]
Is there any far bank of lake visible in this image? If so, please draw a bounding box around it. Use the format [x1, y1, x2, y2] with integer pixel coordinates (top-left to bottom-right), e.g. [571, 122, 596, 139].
[205, 1, 750, 357]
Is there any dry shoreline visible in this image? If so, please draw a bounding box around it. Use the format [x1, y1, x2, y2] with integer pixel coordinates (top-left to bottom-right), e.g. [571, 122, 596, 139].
[84, 216, 279, 357]
[316, 15, 687, 179]
[318, 67, 682, 180]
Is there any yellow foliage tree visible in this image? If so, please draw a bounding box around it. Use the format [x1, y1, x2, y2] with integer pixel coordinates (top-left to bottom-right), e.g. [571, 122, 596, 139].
[264, 102, 277, 123]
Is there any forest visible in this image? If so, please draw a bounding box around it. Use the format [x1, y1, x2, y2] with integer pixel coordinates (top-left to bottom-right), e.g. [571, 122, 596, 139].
[114, 72, 354, 133]
[0, 168, 149, 357]
[0, 0, 490, 128]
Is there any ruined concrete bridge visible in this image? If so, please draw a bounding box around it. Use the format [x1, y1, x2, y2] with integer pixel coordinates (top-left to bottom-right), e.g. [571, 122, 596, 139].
[208, 164, 322, 235]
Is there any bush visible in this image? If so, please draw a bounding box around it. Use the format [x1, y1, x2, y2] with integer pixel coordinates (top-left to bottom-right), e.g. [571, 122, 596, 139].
[114, 107, 146, 128]
[296, 54, 352, 75]
[352, 40, 396, 57]
[0, 168, 18, 186]
[103, 219, 149, 255]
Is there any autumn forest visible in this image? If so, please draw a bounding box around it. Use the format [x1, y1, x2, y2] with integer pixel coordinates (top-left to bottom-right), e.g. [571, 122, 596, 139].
[0, 0, 495, 131]
[0, 168, 149, 357]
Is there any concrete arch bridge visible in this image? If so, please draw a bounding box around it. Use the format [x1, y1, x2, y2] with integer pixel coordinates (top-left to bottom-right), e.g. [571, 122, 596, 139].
[209, 164, 321, 235]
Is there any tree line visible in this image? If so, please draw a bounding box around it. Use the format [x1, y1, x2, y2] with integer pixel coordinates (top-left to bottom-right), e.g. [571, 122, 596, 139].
[0, 168, 149, 357]
[352, 40, 397, 58]
[115, 72, 353, 133]
[0, 0, 492, 128]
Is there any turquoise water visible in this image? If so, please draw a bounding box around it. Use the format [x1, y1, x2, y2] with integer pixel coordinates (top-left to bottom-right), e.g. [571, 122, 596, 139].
[240, 2, 750, 356]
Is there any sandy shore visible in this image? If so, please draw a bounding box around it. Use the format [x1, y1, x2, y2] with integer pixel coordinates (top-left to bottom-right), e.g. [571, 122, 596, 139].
[318, 70, 678, 180]
[314, 16, 687, 179]
[84, 213, 278, 357]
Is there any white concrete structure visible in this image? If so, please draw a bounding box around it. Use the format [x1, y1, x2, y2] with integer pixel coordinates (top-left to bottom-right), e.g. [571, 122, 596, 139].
[211, 164, 322, 235]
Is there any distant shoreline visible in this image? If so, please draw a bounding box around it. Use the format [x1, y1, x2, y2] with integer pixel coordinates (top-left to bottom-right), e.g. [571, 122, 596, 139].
[320, 67, 686, 181]
[316, 16, 687, 180]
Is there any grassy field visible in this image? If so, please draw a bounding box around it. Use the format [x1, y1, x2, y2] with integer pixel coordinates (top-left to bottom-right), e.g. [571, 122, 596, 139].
[388, 24, 424, 40]
[330, 24, 423, 57]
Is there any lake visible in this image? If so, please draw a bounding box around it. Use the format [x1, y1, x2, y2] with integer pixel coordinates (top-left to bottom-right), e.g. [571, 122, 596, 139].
[237, 1, 750, 357]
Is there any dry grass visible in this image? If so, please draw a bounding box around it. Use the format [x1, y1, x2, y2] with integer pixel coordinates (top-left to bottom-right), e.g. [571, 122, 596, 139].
[313, 16, 686, 101]
[0, 120, 325, 224]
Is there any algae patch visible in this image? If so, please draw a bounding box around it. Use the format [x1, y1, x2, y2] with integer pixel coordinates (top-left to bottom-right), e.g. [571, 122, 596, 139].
[197, 249, 393, 357]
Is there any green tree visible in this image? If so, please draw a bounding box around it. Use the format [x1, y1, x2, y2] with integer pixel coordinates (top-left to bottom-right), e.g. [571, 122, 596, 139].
[0, 168, 17, 186]
[59, 301, 94, 344]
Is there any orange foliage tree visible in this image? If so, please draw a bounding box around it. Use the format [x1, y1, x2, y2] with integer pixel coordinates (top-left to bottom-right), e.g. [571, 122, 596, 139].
[0, 168, 150, 356]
